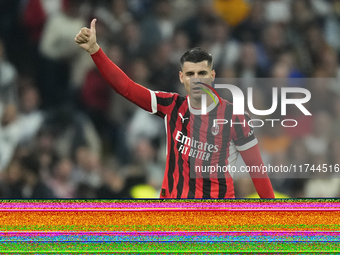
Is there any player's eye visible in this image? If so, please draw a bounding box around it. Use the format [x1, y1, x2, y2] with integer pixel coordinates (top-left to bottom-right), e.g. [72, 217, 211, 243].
[186, 72, 194, 76]
[198, 71, 208, 76]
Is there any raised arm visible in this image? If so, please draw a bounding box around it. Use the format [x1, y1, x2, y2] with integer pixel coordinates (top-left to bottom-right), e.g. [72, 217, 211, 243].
[75, 19, 153, 112]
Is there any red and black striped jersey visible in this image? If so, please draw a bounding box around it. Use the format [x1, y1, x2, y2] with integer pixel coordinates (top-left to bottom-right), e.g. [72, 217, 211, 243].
[149, 91, 257, 198]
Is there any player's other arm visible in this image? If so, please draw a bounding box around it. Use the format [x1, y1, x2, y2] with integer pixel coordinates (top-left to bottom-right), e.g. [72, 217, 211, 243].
[239, 144, 275, 198]
[232, 112, 274, 199]
[75, 19, 153, 112]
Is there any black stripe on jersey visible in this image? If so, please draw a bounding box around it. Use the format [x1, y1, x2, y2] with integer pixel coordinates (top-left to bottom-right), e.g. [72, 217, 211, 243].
[187, 177, 196, 198]
[234, 115, 256, 146]
[158, 112, 165, 118]
[176, 108, 190, 198]
[157, 96, 174, 107]
[234, 116, 246, 141]
[167, 96, 187, 196]
[202, 109, 217, 198]
[187, 114, 202, 198]
[217, 103, 233, 198]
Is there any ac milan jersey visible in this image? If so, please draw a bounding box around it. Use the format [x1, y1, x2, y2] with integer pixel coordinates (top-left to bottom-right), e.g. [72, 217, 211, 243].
[149, 91, 257, 198]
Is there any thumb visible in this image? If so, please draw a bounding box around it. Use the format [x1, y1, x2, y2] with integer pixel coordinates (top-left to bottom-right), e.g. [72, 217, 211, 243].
[90, 18, 97, 34]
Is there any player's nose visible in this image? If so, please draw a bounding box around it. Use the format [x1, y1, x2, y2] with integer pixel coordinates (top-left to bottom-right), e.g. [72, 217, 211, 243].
[192, 76, 200, 82]
[191, 77, 199, 87]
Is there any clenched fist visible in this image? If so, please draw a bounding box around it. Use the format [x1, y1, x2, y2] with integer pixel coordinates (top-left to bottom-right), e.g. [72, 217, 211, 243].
[75, 18, 100, 54]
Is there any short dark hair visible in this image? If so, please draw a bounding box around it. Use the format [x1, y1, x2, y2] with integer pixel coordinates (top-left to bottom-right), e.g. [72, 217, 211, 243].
[180, 47, 213, 68]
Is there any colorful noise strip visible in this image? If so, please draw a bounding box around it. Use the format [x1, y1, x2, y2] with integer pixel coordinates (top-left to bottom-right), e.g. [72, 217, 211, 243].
[0, 199, 339, 253]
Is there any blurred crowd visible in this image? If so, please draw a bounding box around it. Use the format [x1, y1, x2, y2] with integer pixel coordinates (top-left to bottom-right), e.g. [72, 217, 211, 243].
[1, 0, 340, 199]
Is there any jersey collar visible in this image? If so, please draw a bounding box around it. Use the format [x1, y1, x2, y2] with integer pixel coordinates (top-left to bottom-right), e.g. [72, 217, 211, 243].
[187, 96, 219, 115]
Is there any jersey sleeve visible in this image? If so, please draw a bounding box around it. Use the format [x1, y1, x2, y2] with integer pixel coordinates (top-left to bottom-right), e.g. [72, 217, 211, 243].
[149, 90, 177, 118]
[240, 144, 275, 198]
[91, 48, 178, 118]
[91, 48, 153, 112]
[231, 111, 258, 151]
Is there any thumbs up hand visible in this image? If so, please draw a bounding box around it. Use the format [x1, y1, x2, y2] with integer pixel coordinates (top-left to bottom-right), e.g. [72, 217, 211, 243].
[75, 19, 100, 54]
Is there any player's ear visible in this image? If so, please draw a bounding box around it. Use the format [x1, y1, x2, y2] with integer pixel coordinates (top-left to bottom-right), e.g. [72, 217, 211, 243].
[179, 71, 184, 83]
[211, 69, 216, 81]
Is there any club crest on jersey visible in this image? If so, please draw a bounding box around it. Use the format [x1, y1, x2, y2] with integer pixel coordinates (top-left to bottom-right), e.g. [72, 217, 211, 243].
[211, 124, 220, 135]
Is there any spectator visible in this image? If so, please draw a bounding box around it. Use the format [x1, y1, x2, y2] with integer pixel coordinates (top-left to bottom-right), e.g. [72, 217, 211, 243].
[170, 30, 190, 65]
[141, 0, 175, 53]
[304, 111, 332, 156]
[28, 128, 59, 184]
[332, 95, 340, 138]
[304, 24, 332, 70]
[235, 42, 266, 82]
[329, 137, 340, 167]
[323, 1, 340, 52]
[81, 48, 114, 134]
[304, 154, 340, 197]
[94, 0, 133, 36]
[287, 0, 317, 75]
[202, 18, 240, 73]
[264, 0, 291, 24]
[318, 49, 340, 95]
[309, 69, 336, 113]
[171, 0, 196, 24]
[96, 158, 129, 198]
[83, 43, 131, 160]
[257, 23, 288, 74]
[72, 146, 102, 189]
[148, 42, 179, 93]
[21, 0, 63, 75]
[178, 0, 217, 47]
[234, 0, 266, 42]
[284, 91, 313, 138]
[22, 0, 63, 44]
[43, 107, 102, 158]
[132, 138, 164, 191]
[0, 39, 17, 104]
[5, 160, 23, 198]
[111, 57, 152, 124]
[10, 155, 54, 198]
[122, 21, 143, 60]
[17, 83, 44, 143]
[0, 104, 21, 171]
[48, 158, 76, 198]
[213, 0, 250, 27]
[39, 0, 90, 108]
[259, 122, 292, 157]
[287, 139, 311, 167]
[126, 0, 153, 19]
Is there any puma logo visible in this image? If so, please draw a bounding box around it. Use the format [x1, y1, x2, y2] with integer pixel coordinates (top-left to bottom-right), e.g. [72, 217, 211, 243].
[179, 113, 189, 123]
